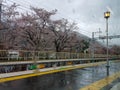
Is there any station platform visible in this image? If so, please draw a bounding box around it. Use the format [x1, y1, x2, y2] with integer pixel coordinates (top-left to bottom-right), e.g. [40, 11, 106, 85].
[80, 71, 120, 90]
[110, 83, 120, 90]
[0, 62, 105, 83]
[0, 61, 120, 90]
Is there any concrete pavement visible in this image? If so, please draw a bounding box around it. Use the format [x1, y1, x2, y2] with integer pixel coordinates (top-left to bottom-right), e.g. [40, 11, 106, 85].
[110, 83, 120, 90]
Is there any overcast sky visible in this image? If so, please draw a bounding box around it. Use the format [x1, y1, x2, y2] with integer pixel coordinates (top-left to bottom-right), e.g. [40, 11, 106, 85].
[6, 0, 120, 45]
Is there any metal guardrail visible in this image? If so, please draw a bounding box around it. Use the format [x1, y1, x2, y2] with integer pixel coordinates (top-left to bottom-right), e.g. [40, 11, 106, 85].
[0, 50, 119, 62]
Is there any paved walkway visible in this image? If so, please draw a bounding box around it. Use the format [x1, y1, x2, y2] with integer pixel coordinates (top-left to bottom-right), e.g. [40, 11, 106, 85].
[110, 83, 120, 90]
[80, 71, 120, 90]
[0, 62, 104, 83]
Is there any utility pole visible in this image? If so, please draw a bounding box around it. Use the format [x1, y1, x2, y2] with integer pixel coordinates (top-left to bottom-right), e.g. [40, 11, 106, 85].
[91, 29, 102, 63]
[92, 32, 95, 62]
[91, 29, 101, 83]
[0, 0, 3, 30]
[0, 0, 2, 22]
[0, 0, 2, 49]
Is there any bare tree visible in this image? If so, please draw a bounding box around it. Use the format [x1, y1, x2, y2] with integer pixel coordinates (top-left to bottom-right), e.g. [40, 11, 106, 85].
[0, 3, 93, 53]
[19, 8, 56, 50]
[110, 45, 120, 55]
[50, 19, 78, 52]
[1, 3, 19, 49]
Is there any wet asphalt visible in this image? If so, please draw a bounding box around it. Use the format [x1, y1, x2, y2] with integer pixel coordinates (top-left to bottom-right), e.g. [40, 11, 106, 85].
[0, 61, 120, 90]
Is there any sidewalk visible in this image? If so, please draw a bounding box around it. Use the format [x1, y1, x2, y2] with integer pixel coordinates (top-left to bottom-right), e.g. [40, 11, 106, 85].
[110, 83, 120, 90]
[80, 71, 120, 90]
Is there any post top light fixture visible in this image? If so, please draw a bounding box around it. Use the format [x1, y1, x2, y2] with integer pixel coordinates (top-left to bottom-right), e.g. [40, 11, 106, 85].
[104, 11, 110, 19]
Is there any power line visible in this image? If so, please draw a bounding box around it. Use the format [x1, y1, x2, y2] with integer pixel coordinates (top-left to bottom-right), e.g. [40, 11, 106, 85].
[7, 0, 31, 10]
[8, 0, 30, 9]
[99, 35, 120, 40]
[5, 0, 93, 35]
[6, 0, 33, 13]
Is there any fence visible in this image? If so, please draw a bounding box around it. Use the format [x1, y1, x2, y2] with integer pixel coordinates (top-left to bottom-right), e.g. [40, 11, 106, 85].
[0, 50, 119, 62]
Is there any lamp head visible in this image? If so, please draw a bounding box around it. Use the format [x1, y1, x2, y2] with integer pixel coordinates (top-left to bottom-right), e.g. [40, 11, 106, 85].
[104, 11, 110, 19]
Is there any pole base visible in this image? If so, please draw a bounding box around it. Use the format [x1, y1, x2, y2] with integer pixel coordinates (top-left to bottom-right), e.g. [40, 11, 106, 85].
[106, 65, 110, 68]
[106, 65, 110, 76]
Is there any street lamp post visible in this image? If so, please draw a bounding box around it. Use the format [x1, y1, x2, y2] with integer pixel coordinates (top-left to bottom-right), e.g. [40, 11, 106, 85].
[104, 11, 110, 76]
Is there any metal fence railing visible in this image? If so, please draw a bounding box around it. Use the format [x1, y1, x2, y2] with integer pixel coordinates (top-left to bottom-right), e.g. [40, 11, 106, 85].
[0, 50, 119, 62]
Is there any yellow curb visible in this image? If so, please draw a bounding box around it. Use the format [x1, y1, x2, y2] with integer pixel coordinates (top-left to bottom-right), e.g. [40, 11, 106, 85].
[0, 62, 105, 83]
[80, 72, 120, 90]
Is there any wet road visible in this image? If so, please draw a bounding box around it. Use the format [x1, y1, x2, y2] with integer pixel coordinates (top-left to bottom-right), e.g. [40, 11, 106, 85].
[0, 61, 120, 90]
